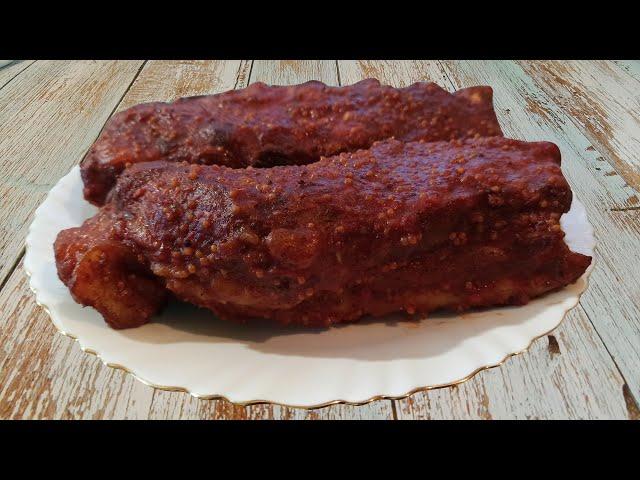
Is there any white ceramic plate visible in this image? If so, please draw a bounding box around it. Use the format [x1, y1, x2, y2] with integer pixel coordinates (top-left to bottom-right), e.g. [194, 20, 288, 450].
[25, 166, 595, 407]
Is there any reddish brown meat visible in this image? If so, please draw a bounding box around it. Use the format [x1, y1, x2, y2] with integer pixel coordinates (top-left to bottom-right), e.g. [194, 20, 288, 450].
[81, 79, 502, 205]
[57, 137, 590, 329]
[54, 205, 167, 329]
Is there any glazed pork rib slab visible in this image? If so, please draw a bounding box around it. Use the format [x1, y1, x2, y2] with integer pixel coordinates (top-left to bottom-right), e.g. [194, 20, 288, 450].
[81, 79, 503, 205]
[56, 137, 591, 329]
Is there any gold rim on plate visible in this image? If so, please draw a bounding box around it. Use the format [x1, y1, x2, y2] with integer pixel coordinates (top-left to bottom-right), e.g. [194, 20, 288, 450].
[23, 165, 595, 410]
[23, 258, 594, 410]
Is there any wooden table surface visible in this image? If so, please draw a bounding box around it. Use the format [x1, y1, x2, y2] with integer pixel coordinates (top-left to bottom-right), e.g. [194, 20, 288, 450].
[1, 60, 639, 420]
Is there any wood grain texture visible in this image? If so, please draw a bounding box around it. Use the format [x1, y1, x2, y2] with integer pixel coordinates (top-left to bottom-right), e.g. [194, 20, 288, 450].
[0, 60, 143, 288]
[0, 59, 393, 419]
[2, 60, 639, 419]
[339, 60, 633, 419]
[339, 60, 452, 88]
[612, 60, 640, 83]
[433, 59, 640, 410]
[0, 261, 394, 419]
[0, 60, 147, 419]
[148, 392, 393, 420]
[118, 60, 253, 110]
[0, 60, 34, 90]
[397, 307, 629, 419]
[0, 262, 155, 419]
[250, 60, 339, 85]
[0, 60, 249, 420]
[518, 60, 640, 192]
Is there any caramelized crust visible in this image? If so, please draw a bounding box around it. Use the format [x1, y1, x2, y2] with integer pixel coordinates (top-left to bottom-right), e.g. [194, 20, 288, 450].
[57, 137, 591, 328]
[81, 79, 502, 205]
[54, 206, 167, 329]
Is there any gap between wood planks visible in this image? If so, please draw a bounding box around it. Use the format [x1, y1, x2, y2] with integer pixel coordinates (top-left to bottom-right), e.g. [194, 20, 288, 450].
[0, 61, 148, 300]
[0, 250, 23, 294]
[235, 60, 254, 90]
[578, 301, 640, 419]
[0, 61, 35, 91]
[610, 206, 640, 212]
[390, 399, 398, 420]
[436, 60, 640, 417]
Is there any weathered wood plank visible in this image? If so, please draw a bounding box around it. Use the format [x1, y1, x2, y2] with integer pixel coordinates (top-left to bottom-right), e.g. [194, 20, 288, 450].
[339, 60, 451, 88]
[612, 60, 640, 83]
[148, 392, 394, 420]
[518, 60, 640, 192]
[250, 60, 339, 85]
[1, 60, 390, 419]
[433, 59, 640, 410]
[436, 61, 638, 209]
[433, 60, 640, 404]
[118, 60, 252, 110]
[0, 60, 147, 419]
[0, 60, 254, 420]
[339, 59, 633, 419]
[6, 60, 636, 419]
[0, 263, 155, 419]
[0, 60, 34, 90]
[397, 307, 629, 419]
[0, 60, 144, 288]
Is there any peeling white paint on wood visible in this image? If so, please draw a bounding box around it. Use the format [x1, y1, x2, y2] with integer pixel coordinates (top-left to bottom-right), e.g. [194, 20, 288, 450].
[518, 60, 640, 192]
[435, 59, 640, 410]
[0, 60, 638, 419]
[0, 60, 143, 287]
[339, 59, 634, 420]
[0, 60, 35, 90]
[250, 60, 339, 86]
[612, 60, 640, 83]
